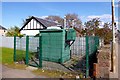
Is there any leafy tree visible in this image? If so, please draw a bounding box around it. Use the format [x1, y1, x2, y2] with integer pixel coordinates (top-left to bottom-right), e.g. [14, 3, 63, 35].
[102, 22, 112, 44]
[84, 18, 101, 36]
[84, 18, 112, 44]
[6, 26, 23, 37]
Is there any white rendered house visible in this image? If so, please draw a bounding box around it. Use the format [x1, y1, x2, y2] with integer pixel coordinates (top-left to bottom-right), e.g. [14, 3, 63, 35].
[0, 25, 7, 36]
[19, 16, 62, 36]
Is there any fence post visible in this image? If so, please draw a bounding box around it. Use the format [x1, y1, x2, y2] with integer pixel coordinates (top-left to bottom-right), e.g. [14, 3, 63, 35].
[97, 37, 100, 48]
[94, 36, 97, 52]
[95, 36, 99, 50]
[39, 34, 42, 68]
[86, 36, 89, 78]
[14, 36, 16, 62]
[25, 36, 29, 65]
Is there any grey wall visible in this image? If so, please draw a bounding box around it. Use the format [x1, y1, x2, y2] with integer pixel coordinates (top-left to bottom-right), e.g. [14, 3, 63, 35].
[1, 36, 14, 48]
[71, 37, 86, 56]
[1, 36, 39, 52]
[1, 36, 103, 55]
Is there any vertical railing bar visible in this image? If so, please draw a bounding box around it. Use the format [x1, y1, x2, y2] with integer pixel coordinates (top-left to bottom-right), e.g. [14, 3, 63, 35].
[86, 36, 89, 78]
[25, 36, 29, 65]
[39, 34, 42, 68]
[14, 35, 16, 62]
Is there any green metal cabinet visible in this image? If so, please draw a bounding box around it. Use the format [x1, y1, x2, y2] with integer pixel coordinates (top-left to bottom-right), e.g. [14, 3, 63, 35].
[40, 28, 76, 63]
[66, 28, 76, 41]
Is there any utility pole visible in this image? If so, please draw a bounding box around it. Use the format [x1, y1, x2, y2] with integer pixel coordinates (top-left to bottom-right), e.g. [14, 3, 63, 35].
[112, 0, 115, 43]
[111, 0, 115, 72]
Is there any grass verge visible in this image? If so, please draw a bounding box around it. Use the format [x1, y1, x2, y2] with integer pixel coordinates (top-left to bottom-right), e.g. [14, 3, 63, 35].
[1, 47, 82, 78]
[32, 69, 78, 78]
[1, 47, 26, 69]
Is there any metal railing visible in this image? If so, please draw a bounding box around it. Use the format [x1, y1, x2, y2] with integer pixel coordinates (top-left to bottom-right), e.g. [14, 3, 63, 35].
[14, 35, 99, 78]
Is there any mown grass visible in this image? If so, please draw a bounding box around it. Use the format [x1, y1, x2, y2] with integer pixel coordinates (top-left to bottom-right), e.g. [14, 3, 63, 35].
[2, 47, 14, 64]
[1, 47, 81, 78]
[1, 47, 27, 69]
[0, 48, 2, 63]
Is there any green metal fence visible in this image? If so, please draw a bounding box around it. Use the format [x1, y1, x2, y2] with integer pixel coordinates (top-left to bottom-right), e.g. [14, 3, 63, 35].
[14, 36, 26, 62]
[26, 36, 42, 68]
[85, 36, 99, 77]
[14, 35, 99, 78]
[13, 36, 42, 68]
[70, 36, 99, 77]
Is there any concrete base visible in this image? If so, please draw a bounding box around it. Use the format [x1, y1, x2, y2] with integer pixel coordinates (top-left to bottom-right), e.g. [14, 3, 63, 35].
[26, 66, 38, 71]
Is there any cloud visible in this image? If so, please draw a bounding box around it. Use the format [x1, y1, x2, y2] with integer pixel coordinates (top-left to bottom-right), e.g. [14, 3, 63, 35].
[115, 3, 120, 7]
[84, 14, 118, 29]
[98, 22, 105, 28]
[79, 16, 85, 19]
[39, 16, 48, 19]
[87, 14, 111, 21]
[86, 14, 118, 22]
[115, 4, 118, 7]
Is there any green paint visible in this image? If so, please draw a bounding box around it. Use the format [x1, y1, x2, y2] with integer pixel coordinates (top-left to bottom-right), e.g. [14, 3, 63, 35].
[39, 34, 42, 68]
[39, 29, 76, 63]
[25, 36, 29, 65]
[66, 28, 76, 41]
[85, 36, 100, 77]
[85, 36, 89, 78]
[14, 36, 16, 62]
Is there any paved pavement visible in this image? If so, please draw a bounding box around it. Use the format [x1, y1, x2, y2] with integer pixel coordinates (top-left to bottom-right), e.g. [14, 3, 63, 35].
[1, 64, 46, 78]
[117, 31, 120, 79]
[109, 37, 119, 79]
[118, 39, 120, 79]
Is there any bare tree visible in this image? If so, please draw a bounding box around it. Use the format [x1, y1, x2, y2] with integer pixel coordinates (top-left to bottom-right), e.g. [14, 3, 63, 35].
[45, 13, 82, 29]
[45, 15, 64, 26]
[65, 13, 82, 29]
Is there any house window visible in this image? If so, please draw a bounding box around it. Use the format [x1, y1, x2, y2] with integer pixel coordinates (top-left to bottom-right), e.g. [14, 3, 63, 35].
[4, 30, 5, 32]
